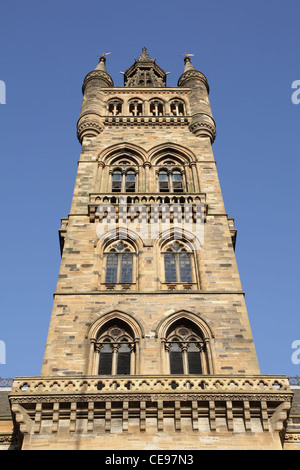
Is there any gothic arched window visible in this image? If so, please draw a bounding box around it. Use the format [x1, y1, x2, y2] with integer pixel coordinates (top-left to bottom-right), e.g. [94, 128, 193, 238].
[170, 99, 185, 116]
[104, 241, 134, 284]
[96, 322, 135, 376]
[149, 99, 164, 116]
[108, 99, 123, 116]
[165, 321, 204, 375]
[163, 241, 193, 284]
[129, 99, 143, 116]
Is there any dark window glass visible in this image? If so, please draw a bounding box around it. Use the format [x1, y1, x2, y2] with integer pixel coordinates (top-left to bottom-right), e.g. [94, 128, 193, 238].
[164, 253, 177, 283]
[98, 343, 113, 375]
[159, 171, 169, 192]
[125, 171, 136, 192]
[112, 171, 122, 192]
[121, 253, 133, 283]
[105, 253, 118, 283]
[179, 253, 193, 283]
[169, 342, 184, 374]
[117, 342, 131, 375]
[187, 343, 202, 374]
[172, 171, 183, 192]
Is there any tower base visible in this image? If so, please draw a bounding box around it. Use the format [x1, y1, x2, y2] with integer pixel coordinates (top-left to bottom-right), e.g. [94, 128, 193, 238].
[9, 374, 293, 450]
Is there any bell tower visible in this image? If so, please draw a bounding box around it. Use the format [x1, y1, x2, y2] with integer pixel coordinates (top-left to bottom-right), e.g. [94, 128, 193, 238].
[9, 48, 293, 450]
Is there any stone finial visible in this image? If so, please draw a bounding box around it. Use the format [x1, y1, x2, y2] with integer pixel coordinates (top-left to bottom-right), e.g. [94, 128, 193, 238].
[137, 47, 153, 62]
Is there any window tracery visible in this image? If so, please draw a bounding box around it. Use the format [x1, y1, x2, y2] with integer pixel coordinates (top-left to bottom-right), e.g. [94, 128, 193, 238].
[165, 321, 204, 375]
[104, 241, 135, 284]
[96, 322, 135, 376]
[163, 241, 193, 284]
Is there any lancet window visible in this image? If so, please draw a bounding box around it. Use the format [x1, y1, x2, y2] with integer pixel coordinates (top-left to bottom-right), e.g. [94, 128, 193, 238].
[163, 241, 193, 284]
[149, 99, 164, 116]
[170, 99, 185, 116]
[104, 241, 134, 284]
[96, 322, 135, 376]
[108, 99, 123, 116]
[165, 321, 204, 375]
[129, 99, 143, 116]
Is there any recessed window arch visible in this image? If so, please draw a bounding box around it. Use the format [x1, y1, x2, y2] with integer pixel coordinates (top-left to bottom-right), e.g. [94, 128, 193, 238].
[129, 99, 143, 116]
[165, 319, 205, 375]
[104, 240, 136, 285]
[163, 240, 194, 284]
[149, 99, 164, 116]
[170, 99, 185, 116]
[108, 98, 123, 116]
[96, 320, 136, 376]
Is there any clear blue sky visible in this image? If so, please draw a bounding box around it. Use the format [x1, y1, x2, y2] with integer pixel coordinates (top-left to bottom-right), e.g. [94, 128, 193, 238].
[0, 0, 299, 379]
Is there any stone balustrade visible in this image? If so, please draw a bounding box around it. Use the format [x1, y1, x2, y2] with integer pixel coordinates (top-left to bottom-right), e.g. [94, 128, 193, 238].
[88, 193, 207, 223]
[10, 375, 291, 397]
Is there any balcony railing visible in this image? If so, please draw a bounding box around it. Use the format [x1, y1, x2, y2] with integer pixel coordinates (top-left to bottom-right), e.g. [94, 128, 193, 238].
[10, 375, 291, 397]
[88, 193, 207, 224]
[104, 115, 189, 127]
[0, 378, 14, 388]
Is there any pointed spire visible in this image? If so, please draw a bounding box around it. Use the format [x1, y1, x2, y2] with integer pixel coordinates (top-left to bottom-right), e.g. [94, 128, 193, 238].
[82, 53, 113, 93]
[178, 54, 209, 92]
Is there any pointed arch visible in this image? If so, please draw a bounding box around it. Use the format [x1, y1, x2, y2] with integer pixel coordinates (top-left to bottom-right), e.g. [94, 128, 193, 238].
[156, 310, 215, 374]
[155, 310, 214, 341]
[96, 228, 142, 289]
[149, 143, 196, 165]
[96, 227, 143, 252]
[156, 226, 204, 252]
[87, 310, 144, 375]
[87, 309, 144, 342]
[98, 143, 147, 166]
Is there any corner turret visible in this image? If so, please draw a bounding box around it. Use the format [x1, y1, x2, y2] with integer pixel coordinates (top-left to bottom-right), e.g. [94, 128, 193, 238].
[178, 55, 216, 142]
[77, 54, 114, 143]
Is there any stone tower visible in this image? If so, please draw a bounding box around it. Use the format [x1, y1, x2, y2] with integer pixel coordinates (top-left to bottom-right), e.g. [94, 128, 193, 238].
[9, 48, 293, 450]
